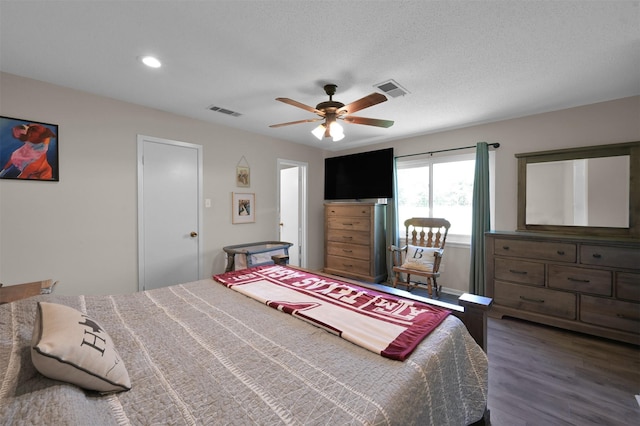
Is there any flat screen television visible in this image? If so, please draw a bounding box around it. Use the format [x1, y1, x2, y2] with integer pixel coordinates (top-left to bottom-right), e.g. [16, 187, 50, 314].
[324, 148, 394, 200]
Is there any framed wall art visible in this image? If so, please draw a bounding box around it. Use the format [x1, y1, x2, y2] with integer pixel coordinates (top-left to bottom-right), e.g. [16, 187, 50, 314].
[236, 155, 250, 187]
[232, 192, 255, 224]
[0, 116, 59, 181]
[236, 166, 250, 187]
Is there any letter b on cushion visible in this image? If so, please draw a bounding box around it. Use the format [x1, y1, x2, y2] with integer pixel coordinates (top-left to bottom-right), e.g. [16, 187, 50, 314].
[401, 245, 440, 272]
[31, 302, 131, 393]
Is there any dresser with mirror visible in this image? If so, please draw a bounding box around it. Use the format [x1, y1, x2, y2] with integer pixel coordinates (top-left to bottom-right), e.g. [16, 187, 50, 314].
[486, 141, 640, 344]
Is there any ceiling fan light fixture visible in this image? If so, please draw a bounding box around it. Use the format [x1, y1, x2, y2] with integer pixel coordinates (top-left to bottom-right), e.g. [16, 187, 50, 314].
[311, 124, 325, 140]
[329, 121, 344, 141]
[311, 121, 345, 141]
[275, 83, 391, 142]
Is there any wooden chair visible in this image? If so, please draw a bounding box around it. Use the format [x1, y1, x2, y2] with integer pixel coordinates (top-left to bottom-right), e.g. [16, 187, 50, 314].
[0, 279, 58, 304]
[389, 218, 450, 298]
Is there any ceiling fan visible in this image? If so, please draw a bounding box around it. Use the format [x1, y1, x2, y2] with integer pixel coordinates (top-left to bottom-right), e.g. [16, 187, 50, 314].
[269, 84, 394, 141]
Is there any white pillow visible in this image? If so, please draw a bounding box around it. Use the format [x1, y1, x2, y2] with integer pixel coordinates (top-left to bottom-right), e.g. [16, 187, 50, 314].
[401, 245, 441, 272]
[31, 302, 131, 393]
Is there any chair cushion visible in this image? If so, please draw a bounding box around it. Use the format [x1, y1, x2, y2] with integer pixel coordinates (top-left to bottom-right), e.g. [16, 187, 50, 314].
[401, 245, 440, 272]
[31, 302, 131, 393]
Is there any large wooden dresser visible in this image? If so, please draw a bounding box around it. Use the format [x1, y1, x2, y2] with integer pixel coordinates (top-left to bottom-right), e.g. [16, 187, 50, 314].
[486, 231, 640, 345]
[324, 202, 387, 283]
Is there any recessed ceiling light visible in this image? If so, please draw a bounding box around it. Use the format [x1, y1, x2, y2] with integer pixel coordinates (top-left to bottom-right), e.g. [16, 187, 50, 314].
[139, 55, 162, 68]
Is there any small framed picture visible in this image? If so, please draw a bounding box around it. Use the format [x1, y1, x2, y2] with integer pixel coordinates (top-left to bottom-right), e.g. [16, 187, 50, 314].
[232, 192, 255, 224]
[236, 166, 250, 187]
[0, 116, 59, 181]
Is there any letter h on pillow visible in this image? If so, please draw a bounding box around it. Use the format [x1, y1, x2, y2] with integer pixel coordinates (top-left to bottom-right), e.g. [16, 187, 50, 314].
[31, 302, 131, 393]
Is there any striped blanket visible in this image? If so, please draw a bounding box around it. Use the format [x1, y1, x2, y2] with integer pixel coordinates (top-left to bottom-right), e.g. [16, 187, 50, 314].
[214, 265, 450, 360]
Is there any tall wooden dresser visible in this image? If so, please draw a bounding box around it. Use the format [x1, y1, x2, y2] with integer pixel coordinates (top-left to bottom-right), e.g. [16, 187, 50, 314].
[486, 231, 640, 345]
[324, 202, 387, 283]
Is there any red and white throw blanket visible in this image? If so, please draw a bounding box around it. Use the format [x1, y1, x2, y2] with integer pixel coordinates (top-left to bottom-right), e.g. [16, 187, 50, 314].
[213, 265, 450, 361]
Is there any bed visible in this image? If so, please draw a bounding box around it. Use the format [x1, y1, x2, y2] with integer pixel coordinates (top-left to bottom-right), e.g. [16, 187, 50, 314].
[0, 266, 490, 425]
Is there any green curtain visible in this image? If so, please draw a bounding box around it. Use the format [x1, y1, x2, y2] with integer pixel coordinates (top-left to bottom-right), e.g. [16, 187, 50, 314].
[469, 142, 490, 295]
[386, 157, 400, 284]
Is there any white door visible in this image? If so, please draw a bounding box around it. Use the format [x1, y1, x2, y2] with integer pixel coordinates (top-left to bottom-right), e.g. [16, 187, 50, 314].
[137, 135, 203, 291]
[277, 159, 307, 267]
[280, 166, 300, 266]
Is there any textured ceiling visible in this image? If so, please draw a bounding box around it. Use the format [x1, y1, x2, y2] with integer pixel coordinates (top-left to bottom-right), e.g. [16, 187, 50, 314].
[1, 0, 639, 151]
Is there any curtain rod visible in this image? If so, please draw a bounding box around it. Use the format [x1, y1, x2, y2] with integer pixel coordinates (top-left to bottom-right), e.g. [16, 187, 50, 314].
[395, 142, 500, 159]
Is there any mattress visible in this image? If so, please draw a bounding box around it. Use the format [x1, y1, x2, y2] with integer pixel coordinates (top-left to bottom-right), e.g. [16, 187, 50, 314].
[0, 277, 488, 425]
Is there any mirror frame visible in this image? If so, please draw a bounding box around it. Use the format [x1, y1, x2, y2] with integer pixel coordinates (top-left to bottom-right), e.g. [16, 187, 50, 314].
[516, 141, 640, 238]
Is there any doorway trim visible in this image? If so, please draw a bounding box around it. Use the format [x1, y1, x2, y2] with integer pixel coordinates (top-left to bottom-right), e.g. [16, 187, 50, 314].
[277, 158, 308, 268]
[137, 134, 203, 291]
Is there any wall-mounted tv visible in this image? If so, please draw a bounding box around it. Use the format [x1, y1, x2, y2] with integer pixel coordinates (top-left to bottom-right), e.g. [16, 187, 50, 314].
[324, 147, 394, 200]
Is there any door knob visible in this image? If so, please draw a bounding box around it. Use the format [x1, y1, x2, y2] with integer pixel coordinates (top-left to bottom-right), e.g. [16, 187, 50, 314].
[190, 232, 198, 237]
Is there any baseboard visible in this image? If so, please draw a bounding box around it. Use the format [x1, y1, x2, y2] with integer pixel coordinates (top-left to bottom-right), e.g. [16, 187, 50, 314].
[440, 287, 465, 297]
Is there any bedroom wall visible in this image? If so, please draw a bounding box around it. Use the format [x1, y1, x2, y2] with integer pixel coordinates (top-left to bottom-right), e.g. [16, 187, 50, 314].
[0, 72, 326, 295]
[339, 95, 640, 294]
[2, 71, 638, 297]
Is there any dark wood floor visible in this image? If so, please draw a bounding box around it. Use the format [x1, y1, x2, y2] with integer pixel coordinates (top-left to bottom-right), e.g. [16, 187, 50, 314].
[486, 316, 640, 426]
[409, 288, 639, 425]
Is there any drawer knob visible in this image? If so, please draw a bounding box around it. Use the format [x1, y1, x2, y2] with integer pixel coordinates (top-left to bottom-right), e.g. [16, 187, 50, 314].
[592, 253, 602, 259]
[502, 246, 510, 250]
[509, 269, 528, 275]
[519, 296, 545, 304]
[342, 236, 353, 240]
[557, 250, 565, 255]
[342, 249, 353, 253]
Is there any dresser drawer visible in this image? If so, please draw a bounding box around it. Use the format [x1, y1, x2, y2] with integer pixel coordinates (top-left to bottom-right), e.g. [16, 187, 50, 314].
[494, 281, 576, 319]
[581, 295, 640, 334]
[326, 229, 370, 246]
[548, 265, 612, 296]
[617, 272, 640, 302]
[494, 239, 576, 262]
[580, 245, 640, 270]
[327, 217, 371, 232]
[326, 205, 371, 218]
[494, 258, 545, 286]
[326, 241, 369, 261]
[326, 255, 370, 276]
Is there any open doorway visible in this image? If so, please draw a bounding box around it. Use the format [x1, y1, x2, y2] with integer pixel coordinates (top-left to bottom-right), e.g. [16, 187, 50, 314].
[277, 159, 308, 267]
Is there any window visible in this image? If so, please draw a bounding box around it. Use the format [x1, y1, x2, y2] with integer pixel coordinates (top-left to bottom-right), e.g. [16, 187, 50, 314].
[396, 153, 478, 244]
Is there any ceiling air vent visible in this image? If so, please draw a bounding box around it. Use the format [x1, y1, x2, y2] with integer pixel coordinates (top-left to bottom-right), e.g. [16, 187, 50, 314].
[374, 79, 409, 98]
[208, 105, 242, 117]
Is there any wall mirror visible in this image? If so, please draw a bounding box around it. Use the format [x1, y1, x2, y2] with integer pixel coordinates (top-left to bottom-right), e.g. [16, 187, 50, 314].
[517, 141, 640, 238]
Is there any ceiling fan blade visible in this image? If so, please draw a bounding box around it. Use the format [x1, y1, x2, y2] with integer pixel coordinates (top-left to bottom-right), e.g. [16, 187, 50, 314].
[276, 97, 324, 115]
[269, 118, 323, 128]
[337, 93, 388, 115]
[341, 116, 394, 128]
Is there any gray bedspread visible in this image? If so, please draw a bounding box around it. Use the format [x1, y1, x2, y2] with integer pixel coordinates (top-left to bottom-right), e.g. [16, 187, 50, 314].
[0, 279, 487, 425]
